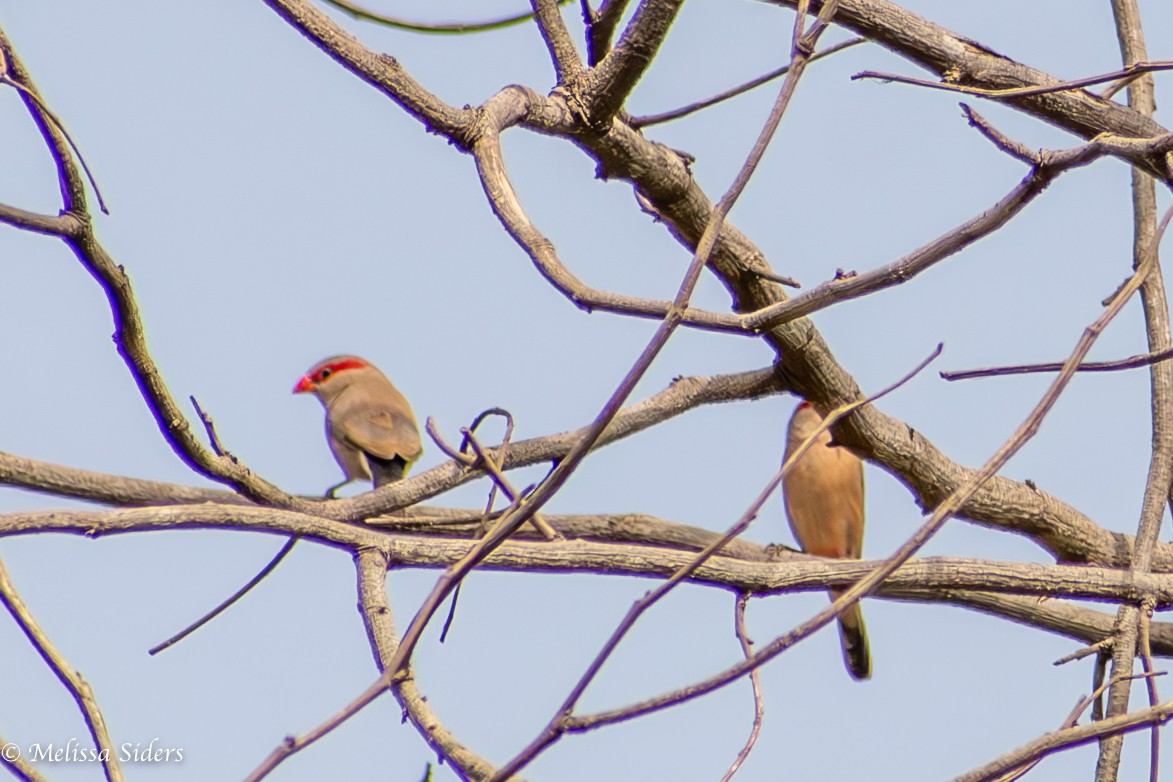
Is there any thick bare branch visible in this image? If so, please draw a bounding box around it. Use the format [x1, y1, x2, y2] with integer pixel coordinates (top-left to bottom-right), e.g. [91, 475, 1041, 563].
[763, 0, 1173, 182]
[579, 0, 683, 124]
[8, 506, 1173, 612]
[261, 0, 472, 139]
[532, 0, 584, 82]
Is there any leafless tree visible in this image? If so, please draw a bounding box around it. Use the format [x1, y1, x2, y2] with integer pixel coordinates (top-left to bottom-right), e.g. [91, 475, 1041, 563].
[2, 1, 1173, 781]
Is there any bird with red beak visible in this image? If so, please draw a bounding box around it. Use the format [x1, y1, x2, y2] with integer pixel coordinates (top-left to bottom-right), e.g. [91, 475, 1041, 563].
[294, 355, 422, 497]
[782, 400, 871, 680]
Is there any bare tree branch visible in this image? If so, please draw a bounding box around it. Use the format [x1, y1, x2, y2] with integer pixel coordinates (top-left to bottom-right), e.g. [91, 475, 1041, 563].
[469, 86, 748, 333]
[0, 553, 123, 782]
[1097, 5, 1167, 778]
[741, 110, 1105, 332]
[718, 594, 764, 782]
[532, 0, 584, 82]
[630, 37, 865, 128]
[761, 0, 1172, 182]
[321, 0, 568, 34]
[262, 0, 472, 138]
[356, 548, 503, 779]
[580, 0, 684, 125]
[942, 348, 1173, 381]
[954, 700, 1173, 782]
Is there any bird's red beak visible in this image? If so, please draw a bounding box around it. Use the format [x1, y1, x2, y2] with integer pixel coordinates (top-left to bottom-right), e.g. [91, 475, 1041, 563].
[293, 375, 315, 394]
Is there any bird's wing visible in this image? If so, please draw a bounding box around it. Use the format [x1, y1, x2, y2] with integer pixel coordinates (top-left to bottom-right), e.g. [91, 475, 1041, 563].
[335, 397, 422, 464]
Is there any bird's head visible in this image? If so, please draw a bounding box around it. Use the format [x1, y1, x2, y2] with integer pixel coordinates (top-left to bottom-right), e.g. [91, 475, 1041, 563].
[293, 355, 373, 401]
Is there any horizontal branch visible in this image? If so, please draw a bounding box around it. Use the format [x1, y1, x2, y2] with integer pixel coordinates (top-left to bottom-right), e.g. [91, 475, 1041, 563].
[1, 366, 785, 520]
[0, 202, 76, 235]
[941, 346, 1173, 381]
[6, 504, 1173, 638]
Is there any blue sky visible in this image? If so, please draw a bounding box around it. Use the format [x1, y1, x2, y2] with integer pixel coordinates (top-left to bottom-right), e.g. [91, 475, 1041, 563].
[2, 1, 1173, 780]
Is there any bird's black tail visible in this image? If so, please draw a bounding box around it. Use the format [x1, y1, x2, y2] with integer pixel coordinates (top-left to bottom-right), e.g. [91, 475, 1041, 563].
[368, 454, 408, 487]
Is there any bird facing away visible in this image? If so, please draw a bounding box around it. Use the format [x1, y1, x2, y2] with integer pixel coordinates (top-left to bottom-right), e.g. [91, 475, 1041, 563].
[782, 400, 871, 681]
[293, 355, 422, 497]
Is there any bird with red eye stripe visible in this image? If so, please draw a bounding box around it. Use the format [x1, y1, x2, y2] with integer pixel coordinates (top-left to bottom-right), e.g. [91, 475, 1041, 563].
[294, 355, 422, 497]
[782, 399, 871, 681]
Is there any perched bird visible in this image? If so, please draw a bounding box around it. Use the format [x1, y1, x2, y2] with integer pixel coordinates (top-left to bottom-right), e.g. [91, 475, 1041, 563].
[782, 400, 871, 681]
[294, 355, 422, 496]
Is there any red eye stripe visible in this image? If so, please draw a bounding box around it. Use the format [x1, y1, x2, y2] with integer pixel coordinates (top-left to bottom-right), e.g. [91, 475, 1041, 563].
[314, 358, 368, 382]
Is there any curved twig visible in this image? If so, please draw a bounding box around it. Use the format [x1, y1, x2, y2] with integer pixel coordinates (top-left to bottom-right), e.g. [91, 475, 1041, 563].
[321, 0, 569, 34]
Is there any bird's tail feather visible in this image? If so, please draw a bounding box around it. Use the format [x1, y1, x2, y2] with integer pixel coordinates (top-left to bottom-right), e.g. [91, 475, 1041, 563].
[830, 588, 871, 681]
[368, 454, 408, 487]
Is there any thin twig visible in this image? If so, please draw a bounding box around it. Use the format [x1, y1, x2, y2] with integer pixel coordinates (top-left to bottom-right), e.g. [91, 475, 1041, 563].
[853, 59, 1173, 101]
[954, 700, 1173, 782]
[425, 417, 477, 466]
[718, 594, 764, 782]
[630, 37, 865, 128]
[320, 0, 569, 34]
[1054, 638, 1113, 667]
[988, 671, 1166, 782]
[462, 428, 561, 541]
[943, 347, 1173, 381]
[0, 553, 124, 782]
[147, 537, 299, 655]
[190, 396, 229, 458]
[742, 109, 1108, 333]
[1139, 601, 1161, 782]
[0, 66, 109, 213]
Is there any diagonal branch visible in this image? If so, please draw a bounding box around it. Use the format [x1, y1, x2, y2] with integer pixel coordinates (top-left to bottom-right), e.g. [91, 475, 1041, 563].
[262, 0, 472, 139]
[742, 111, 1104, 332]
[762, 0, 1172, 182]
[954, 700, 1173, 782]
[0, 553, 124, 782]
[0, 27, 303, 509]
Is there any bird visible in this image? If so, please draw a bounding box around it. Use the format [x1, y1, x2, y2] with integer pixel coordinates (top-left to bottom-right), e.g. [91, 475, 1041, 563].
[782, 400, 871, 681]
[293, 355, 422, 496]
